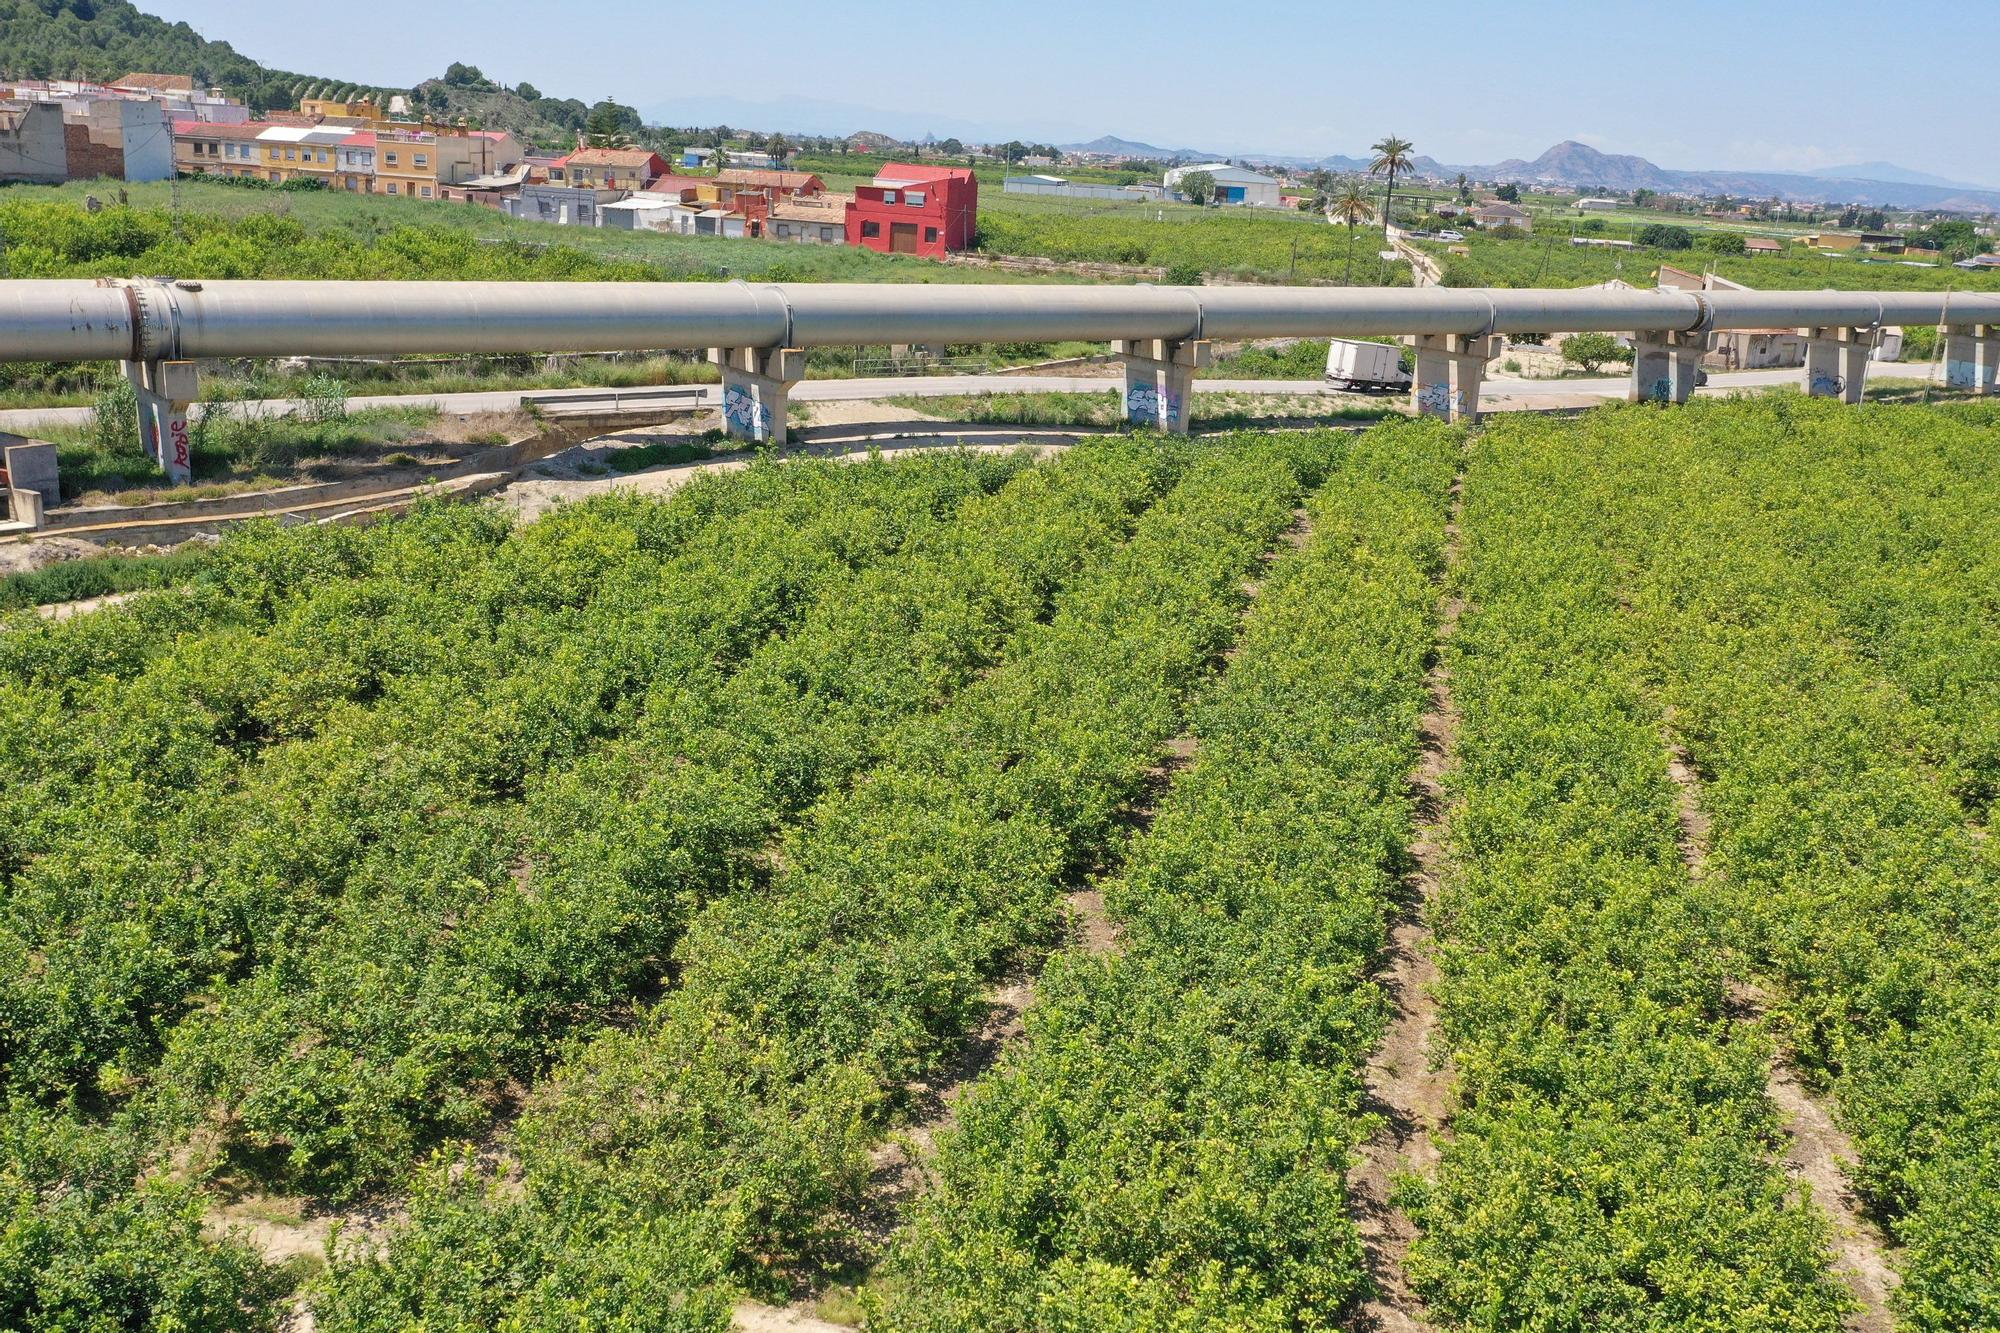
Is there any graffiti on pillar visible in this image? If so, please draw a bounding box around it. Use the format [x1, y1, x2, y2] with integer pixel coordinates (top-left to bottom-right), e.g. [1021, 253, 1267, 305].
[1808, 372, 1844, 398]
[1415, 381, 1462, 417]
[1125, 381, 1162, 427]
[723, 382, 771, 440]
[163, 410, 193, 484]
[1160, 388, 1184, 430]
[1946, 359, 1977, 389]
[1644, 376, 1672, 403]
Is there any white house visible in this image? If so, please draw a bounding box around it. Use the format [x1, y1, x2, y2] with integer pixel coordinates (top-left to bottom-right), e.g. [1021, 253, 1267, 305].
[1576, 197, 1621, 211]
[1163, 162, 1280, 207]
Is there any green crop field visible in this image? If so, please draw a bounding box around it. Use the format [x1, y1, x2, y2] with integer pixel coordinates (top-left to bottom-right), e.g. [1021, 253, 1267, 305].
[4, 397, 1999, 1331]
[1424, 229, 2000, 292]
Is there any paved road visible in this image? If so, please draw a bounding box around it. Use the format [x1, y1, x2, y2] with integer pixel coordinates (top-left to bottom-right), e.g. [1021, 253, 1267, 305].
[0, 365, 1908, 434]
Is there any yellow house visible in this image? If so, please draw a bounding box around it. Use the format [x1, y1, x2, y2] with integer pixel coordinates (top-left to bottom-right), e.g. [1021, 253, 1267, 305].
[374, 127, 442, 199]
[255, 125, 349, 182]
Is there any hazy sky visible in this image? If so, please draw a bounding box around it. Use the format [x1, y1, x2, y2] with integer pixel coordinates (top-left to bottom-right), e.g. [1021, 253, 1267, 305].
[148, 0, 1998, 184]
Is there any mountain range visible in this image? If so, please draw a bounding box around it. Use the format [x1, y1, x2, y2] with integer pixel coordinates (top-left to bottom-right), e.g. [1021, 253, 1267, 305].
[1223, 141, 2000, 214]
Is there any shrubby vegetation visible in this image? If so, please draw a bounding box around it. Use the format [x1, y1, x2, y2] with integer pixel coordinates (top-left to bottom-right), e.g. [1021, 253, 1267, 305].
[881, 421, 1456, 1328]
[317, 434, 1339, 1324]
[1566, 398, 2000, 1329]
[976, 197, 1411, 285]
[1404, 406, 1853, 1328]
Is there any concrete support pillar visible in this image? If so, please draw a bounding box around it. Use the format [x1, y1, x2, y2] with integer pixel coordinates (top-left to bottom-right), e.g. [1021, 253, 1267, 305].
[710, 346, 804, 447]
[1627, 329, 1709, 404]
[1114, 337, 1210, 434]
[1939, 323, 1998, 393]
[1408, 333, 1498, 422]
[122, 358, 198, 485]
[1798, 326, 1878, 404]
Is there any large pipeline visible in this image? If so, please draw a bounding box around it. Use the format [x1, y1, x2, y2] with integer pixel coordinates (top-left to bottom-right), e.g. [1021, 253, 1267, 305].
[2, 278, 1997, 364]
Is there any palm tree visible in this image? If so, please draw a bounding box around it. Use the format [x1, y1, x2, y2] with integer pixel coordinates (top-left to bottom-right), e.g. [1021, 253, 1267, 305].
[1369, 135, 1415, 239]
[1330, 177, 1378, 285]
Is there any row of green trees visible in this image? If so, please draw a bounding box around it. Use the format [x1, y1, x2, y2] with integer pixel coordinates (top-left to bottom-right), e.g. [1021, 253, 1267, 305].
[318, 436, 1338, 1326]
[882, 421, 1458, 1327]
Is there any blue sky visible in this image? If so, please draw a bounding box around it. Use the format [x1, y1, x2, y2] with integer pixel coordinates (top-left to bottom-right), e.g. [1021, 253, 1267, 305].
[149, 0, 1998, 184]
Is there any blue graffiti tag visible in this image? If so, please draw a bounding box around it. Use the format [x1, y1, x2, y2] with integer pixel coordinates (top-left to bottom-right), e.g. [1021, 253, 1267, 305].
[1125, 382, 1161, 427]
[1809, 372, 1844, 398]
[724, 383, 772, 440]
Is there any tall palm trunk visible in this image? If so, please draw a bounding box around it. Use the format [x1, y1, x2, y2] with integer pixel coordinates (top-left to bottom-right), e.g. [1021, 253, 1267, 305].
[1381, 171, 1396, 240]
[1345, 224, 1356, 285]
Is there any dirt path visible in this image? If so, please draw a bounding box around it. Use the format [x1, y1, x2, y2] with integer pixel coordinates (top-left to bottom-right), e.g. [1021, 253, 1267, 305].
[1659, 728, 1901, 1333]
[1346, 477, 1464, 1333]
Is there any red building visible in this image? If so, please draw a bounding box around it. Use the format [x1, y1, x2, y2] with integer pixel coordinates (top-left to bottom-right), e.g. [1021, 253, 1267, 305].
[846, 163, 977, 258]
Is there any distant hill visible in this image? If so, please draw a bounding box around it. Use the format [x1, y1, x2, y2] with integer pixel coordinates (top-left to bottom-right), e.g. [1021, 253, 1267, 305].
[1808, 161, 1988, 191]
[0, 0, 384, 111]
[1060, 134, 1212, 161]
[1471, 140, 2000, 212]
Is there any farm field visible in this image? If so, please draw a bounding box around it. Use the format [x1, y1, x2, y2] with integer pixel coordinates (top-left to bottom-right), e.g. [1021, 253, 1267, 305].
[1423, 229, 2000, 291]
[3, 398, 1999, 1330]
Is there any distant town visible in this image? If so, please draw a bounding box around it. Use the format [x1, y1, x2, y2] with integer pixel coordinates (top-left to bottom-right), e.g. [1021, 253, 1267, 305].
[2, 71, 1995, 271]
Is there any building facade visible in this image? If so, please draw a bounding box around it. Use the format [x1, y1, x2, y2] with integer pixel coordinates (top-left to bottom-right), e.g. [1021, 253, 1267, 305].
[172, 119, 269, 178]
[847, 163, 977, 257]
[0, 102, 67, 184]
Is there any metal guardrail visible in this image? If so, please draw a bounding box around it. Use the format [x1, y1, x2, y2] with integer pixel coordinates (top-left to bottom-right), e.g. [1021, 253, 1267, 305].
[520, 385, 711, 421]
[849, 356, 991, 377]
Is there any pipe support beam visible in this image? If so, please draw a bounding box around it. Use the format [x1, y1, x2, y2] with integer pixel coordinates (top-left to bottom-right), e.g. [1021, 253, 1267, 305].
[1409, 333, 1497, 423]
[712, 346, 802, 447]
[1800, 325, 1879, 404]
[1113, 337, 1208, 434]
[1940, 323, 1998, 394]
[1629, 329, 1710, 405]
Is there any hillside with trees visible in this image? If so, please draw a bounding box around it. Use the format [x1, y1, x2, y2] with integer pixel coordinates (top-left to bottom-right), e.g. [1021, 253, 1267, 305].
[0, 0, 387, 110]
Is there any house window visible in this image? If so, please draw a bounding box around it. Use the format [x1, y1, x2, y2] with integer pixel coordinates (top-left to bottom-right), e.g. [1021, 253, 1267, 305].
[861, 220, 880, 238]
[385, 152, 398, 165]
[820, 226, 833, 241]
[414, 153, 427, 167]
[387, 182, 398, 195]
[776, 223, 790, 237]
[906, 191, 925, 206]
[924, 227, 938, 243]
[419, 185, 432, 198]
[881, 191, 897, 204]
[285, 148, 296, 160]
[345, 178, 356, 190]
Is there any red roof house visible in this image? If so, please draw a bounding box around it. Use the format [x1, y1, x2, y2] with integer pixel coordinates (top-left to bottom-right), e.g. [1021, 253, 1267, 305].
[846, 163, 977, 258]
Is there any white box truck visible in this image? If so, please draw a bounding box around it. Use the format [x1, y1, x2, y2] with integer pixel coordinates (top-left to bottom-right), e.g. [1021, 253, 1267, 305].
[1325, 338, 1412, 393]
